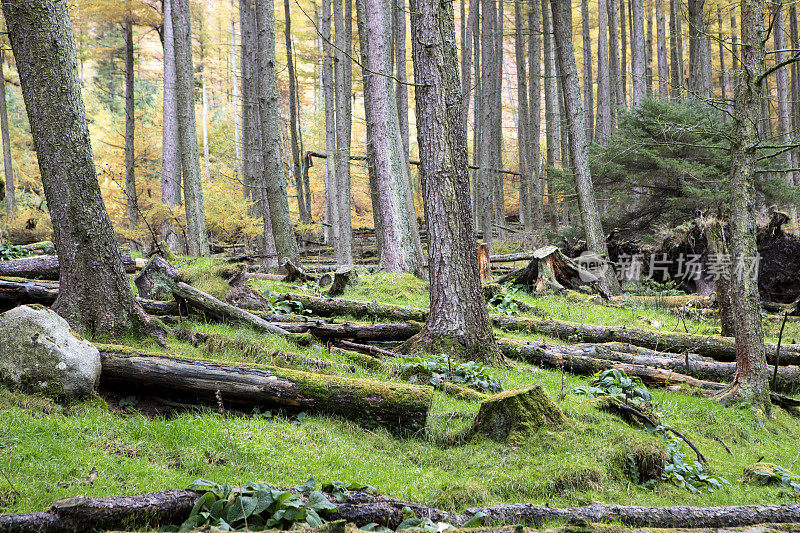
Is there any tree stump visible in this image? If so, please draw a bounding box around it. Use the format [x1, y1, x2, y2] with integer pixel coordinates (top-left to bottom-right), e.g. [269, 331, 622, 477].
[327, 266, 357, 297]
[497, 246, 608, 298]
[282, 259, 316, 283]
[469, 384, 565, 442]
[134, 255, 180, 300]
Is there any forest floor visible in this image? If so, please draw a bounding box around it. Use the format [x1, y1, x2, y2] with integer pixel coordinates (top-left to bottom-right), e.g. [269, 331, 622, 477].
[3, 256, 800, 520]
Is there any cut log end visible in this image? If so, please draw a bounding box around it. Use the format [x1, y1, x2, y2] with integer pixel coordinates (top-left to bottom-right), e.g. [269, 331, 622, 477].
[469, 384, 565, 442]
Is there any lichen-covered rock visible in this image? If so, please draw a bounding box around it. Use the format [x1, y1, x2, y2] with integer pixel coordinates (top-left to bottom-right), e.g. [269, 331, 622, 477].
[0, 305, 101, 399]
[470, 384, 565, 442]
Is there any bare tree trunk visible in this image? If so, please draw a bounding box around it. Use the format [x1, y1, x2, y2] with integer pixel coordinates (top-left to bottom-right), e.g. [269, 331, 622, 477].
[493, 0, 505, 238]
[630, 0, 645, 106]
[717, 7, 727, 114]
[461, 0, 476, 133]
[355, 0, 424, 275]
[669, 0, 683, 99]
[333, 0, 354, 265]
[773, 1, 796, 223]
[542, 0, 560, 231]
[255, 0, 300, 264]
[199, 7, 211, 178]
[791, 8, 800, 187]
[284, 0, 309, 223]
[528, 0, 544, 233]
[516, 0, 530, 226]
[596, 0, 612, 143]
[620, 0, 627, 106]
[581, 0, 594, 143]
[472, 1, 481, 222]
[408, 0, 502, 363]
[646, 4, 653, 97]
[550, 0, 622, 296]
[321, 0, 336, 245]
[124, 15, 138, 250]
[231, 0, 240, 165]
[687, 0, 711, 99]
[161, 0, 182, 253]
[607, 0, 621, 117]
[3, 0, 155, 336]
[394, 0, 410, 167]
[0, 53, 14, 219]
[173, 0, 210, 256]
[656, 0, 668, 99]
[478, 0, 498, 251]
[718, 0, 771, 415]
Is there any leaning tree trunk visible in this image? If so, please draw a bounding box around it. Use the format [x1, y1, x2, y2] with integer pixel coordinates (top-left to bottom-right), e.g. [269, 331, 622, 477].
[284, 0, 309, 224]
[355, 0, 424, 276]
[550, 0, 622, 296]
[409, 0, 503, 364]
[0, 51, 15, 219]
[124, 15, 138, 248]
[160, 0, 182, 253]
[172, 0, 210, 257]
[255, 0, 301, 265]
[1, 0, 154, 337]
[718, 0, 771, 414]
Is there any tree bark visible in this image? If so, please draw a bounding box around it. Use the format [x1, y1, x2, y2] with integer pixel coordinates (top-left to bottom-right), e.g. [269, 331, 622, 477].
[161, 0, 182, 253]
[515, 0, 531, 226]
[527, 0, 544, 234]
[255, 0, 301, 264]
[717, 7, 727, 114]
[581, 0, 594, 143]
[550, 0, 622, 296]
[718, 0, 771, 414]
[231, 0, 240, 166]
[542, 0, 560, 230]
[655, 0, 668, 99]
[478, 0, 499, 252]
[285, 0, 309, 224]
[173, 0, 211, 257]
[620, 0, 628, 106]
[124, 14, 138, 248]
[596, 0, 612, 142]
[607, 0, 621, 121]
[394, 0, 410, 168]
[409, 0, 502, 363]
[355, 0, 424, 275]
[773, 0, 795, 213]
[687, 0, 711, 99]
[0, 51, 15, 219]
[1, 0, 156, 337]
[321, 0, 337, 246]
[668, 0, 683, 99]
[630, 0, 645, 106]
[333, 0, 354, 265]
[646, 3, 653, 97]
[0, 252, 136, 280]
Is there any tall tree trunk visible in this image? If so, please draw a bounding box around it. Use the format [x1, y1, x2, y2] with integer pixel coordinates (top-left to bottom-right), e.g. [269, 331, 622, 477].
[394, 0, 410, 167]
[669, 0, 683, 99]
[255, 0, 300, 264]
[472, 0, 481, 222]
[717, 7, 727, 115]
[656, 0, 668, 99]
[478, 0, 498, 251]
[2, 0, 154, 336]
[321, 0, 336, 245]
[550, 0, 622, 296]
[333, 0, 354, 265]
[620, 0, 628, 106]
[687, 0, 710, 99]
[596, 0, 612, 142]
[284, 0, 309, 223]
[717, 0, 771, 415]
[173, 0, 210, 256]
[608, 0, 622, 117]
[542, 0, 560, 230]
[528, 0, 544, 234]
[461, 0, 476, 133]
[773, 1, 796, 223]
[0, 51, 15, 219]
[791, 8, 799, 186]
[200, 9, 211, 178]
[581, 0, 594, 143]
[124, 15, 138, 248]
[161, 0, 182, 253]
[493, 0, 505, 238]
[646, 3, 653, 97]
[515, 0, 531, 227]
[630, 0, 645, 106]
[408, 0, 502, 363]
[231, 0, 240, 165]
[355, 0, 424, 275]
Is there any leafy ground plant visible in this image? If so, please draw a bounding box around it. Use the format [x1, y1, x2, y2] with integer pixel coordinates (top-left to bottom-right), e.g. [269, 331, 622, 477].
[573, 369, 651, 405]
[400, 355, 502, 393]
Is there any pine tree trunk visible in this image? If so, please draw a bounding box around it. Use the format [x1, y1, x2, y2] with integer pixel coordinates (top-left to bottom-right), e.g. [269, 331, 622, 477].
[687, 0, 710, 99]
[124, 16, 138, 248]
[515, 0, 530, 226]
[596, 0, 612, 143]
[355, 0, 424, 275]
[173, 0, 210, 256]
[717, 7, 727, 114]
[620, 0, 628, 106]
[718, 0, 771, 414]
[472, 1, 481, 222]
[542, 0, 560, 230]
[493, 0, 505, 239]
[2, 0, 151, 336]
[646, 4, 653, 97]
[284, 0, 309, 223]
[478, 0, 498, 251]
[630, 0, 645, 106]
[669, 0, 683, 100]
[791, 8, 800, 184]
[231, 0, 240, 165]
[550, 0, 622, 296]
[161, 0, 182, 253]
[333, 0, 354, 265]
[321, 0, 336, 245]
[527, 0, 544, 233]
[394, 0, 410, 167]
[607, 0, 621, 117]
[773, 0, 796, 222]
[409, 0, 502, 363]
[255, 0, 300, 265]
[655, 0, 668, 99]
[581, 0, 594, 143]
[0, 51, 15, 219]
[461, 0, 476, 133]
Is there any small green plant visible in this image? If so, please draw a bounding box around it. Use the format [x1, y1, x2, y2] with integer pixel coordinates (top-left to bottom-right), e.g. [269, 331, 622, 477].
[745, 464, 800, 492]
[400, 355, 502, 393]
[301, 477, 377, 503]
[488, 286, 521, 316]
[263, 288, 311, 316]
[360, 507, 487, 531]
[573, 369, 651, 405]
[169, 479, 338, 531]
[662, 436, 729, 494]
[0, 243, 27, 261]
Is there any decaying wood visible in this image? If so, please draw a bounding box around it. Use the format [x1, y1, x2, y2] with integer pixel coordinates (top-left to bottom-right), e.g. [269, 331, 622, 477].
[489, 251, 539, 263]
[478, 243, 491, 282]
[496, 246, 608, 298]
[97, 346, 432, 435]
[135, 255, 180, 300]
[270, 321, 422, 341]
[0, 250, 137, 281]
[283, 258, 316, 283]
[276, 293, 428, 322]
[328, 266, 357, 296]
[334, 339, 400, 358]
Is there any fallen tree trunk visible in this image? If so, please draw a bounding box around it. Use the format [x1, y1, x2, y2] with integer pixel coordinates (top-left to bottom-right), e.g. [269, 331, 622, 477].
[271, 321, 422, 341]
[489, 251, 539, 263]
[97, 346, 432, 435]
[277, 293, 428, 322]
[0, 251, 137, 280]
[0, 278, 177, 316]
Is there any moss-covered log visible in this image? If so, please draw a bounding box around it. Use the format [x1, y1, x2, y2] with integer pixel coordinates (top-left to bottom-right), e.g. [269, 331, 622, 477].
[0, 251, 136, 281]
[97, 346, 432, 435]
[272, 321, 422, 341]
[277, 293, 429, 322]
[469, 385, 565, 441]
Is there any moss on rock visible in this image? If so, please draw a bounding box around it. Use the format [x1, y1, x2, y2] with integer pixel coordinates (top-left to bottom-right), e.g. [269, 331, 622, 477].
[469, 384, 565, 442]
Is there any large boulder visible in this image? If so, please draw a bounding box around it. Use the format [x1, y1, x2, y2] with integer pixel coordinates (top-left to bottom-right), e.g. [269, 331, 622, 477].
[0, 305, 101, 399]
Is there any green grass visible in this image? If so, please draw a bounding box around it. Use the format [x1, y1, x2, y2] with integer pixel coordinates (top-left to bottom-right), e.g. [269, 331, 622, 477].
[2, 269, 800, 517]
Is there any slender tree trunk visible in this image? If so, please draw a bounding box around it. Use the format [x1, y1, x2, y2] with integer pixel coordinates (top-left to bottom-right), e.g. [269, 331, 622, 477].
[124, 15, 138, 249]
[161, 0, 182, 253]
[255, 0, 300, 264]
[478, 0, 498, 251]
[493, 0, 505, 237]
[200, 10, 211, 178]
[718, 0, 771, 415]
[173, 0, 210, 256]
[231, 0, 240, 165]
[515, 0, 530, 227]
[646, 4, 653, 97]
[333, 0, 354, 265]
[542, 0, 560, 230]
[773, 1, 796, 223]
[669, 0, 683, 99]
[408, 0, 502, 363]
[717, 7, 727, 114]
[620, 0, 628, 106]
[791, 8, 799, 187]
[656, 0, 668, 99]
[581, 0, 594, 143]
[394, 0, 410, 167]
[355, 0, 424, 275]
[321, 0, 336, 245]
[284, 0, 309, 223]
[2, 0, 154, 336]
[0, 52, 15, 219]
[596, 0, 612, 143]
[687, 0, 710, 99]
[630, 0, 645, 106]
[472, 0, 481, 222]
[550, 0, 622, 296]
[461, 0, 476, 133]
[528, 0, 544, 234]
[608, 0, 621, 117]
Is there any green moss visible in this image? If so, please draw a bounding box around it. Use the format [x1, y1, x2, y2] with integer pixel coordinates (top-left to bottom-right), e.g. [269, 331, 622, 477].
[613, 441, 667, 484]
[469, 384, 565, 443]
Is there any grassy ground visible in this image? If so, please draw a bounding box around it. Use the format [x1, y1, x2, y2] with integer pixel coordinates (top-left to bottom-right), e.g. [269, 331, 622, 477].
[2, 263, 800, 517]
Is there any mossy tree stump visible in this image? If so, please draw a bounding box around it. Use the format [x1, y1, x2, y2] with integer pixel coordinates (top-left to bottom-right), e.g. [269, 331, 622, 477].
[469, 384, 565, 442]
